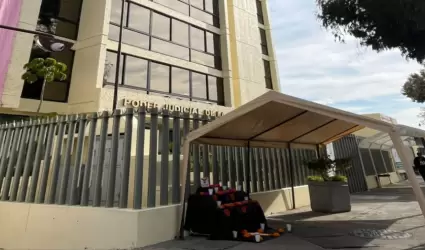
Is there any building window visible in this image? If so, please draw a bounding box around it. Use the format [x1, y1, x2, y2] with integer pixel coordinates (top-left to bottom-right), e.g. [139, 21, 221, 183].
[151, 0, 219, 27]
[36, 0, 84, 40]
[263, 60, 273, 89]
[256, 0, 264, 25]
[259, 28, 268, 55]
[108, 2, 222, 69]
[105, 50, 225, 105]
[21, 48, 75, 102]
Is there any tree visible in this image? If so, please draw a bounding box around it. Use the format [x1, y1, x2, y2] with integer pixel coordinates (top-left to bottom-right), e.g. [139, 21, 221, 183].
[21, 57, 67, 113]
[402, 69, 425, 103]
[316, 0, 425, 63]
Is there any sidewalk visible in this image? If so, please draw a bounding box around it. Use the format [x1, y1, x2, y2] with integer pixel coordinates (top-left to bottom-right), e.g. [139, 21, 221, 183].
[143, 177, 425, 250]
[268, 176, 425, 249]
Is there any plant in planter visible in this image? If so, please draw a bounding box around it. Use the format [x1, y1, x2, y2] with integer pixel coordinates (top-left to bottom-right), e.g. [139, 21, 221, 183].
[305, 155, 352, 213]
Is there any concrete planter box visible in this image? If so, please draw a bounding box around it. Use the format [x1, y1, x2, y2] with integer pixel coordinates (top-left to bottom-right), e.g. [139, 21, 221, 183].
[308, 181, 351, 213]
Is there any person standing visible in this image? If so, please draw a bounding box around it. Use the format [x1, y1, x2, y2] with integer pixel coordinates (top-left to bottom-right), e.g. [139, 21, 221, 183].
[414, 152, 425, 182]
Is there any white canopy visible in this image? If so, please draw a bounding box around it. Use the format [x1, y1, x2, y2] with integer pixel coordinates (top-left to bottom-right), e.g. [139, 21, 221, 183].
[177, 91, 425, 237]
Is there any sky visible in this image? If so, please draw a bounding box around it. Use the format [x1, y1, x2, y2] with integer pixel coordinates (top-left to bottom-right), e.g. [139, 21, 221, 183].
[268, 0, 424, 128]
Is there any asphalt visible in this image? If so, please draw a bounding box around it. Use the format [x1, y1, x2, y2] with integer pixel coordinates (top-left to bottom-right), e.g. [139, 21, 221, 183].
[143, 176, 425, 250]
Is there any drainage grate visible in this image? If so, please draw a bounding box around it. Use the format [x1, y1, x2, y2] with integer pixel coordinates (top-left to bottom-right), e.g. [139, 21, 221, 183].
[350, 229, 412, 240]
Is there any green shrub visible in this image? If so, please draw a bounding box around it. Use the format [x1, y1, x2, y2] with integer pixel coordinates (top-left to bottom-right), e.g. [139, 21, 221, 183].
[331, 175, 348, 182]
[307, 176, 324, 182]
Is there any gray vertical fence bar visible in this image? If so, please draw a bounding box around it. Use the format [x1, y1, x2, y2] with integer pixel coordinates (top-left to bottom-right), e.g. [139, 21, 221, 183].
[202, 115, 209, 178]
[119, 108, 133, 208]
[133, 107, 146, 209]
[69, 115, 87, 205]
[275, 149, 284, 188]
[10, 121, 30, 201]
[265, 148, 273, 190]
[106, 109, 121, 207]
[0, 125, 5, 154]
[255, 148, 264, 191]
[147, 108, 159, 208]
[93, 111, 109, 207]
[182, 113, 191, 199]
[228, 147, 236, 188]
[81, 113, 97, 206]
[242, 147, 249, 191]
[271, 148, 280, 189]
[58, 115, 77, 204]
[192, 114, 200, 187]
[37, 118, 56, 203]
[281, 149, 289, 187]
[47, 116, 66, 204]
[160, 109, 170, 206]
[19, 120, 38, 202]
[212, 146, 219, 185]
[0, 125, 13, 192]
[249, 147, 257, 192]
[27, 119, 48, 202]
[220, 146, 227, 186]
[77, 164, 85, 203]
[260, 148, 270, 190]
[235, 148, 242, 187]
[171, 111, 181, 204]
[1, 124, 21, 201]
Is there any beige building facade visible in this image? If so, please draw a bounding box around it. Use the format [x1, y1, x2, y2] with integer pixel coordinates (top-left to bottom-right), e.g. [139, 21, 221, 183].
[0, 0, 281, 118]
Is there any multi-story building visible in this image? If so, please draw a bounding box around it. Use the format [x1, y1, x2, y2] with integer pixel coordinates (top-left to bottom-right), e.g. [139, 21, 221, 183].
[0, 0, 280, 118]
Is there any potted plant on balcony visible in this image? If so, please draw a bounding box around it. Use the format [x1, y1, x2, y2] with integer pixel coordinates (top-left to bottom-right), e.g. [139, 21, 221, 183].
[305, 155, 352, 213]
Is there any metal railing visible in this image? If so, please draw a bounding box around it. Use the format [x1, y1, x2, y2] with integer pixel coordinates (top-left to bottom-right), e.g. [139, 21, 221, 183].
[0, 107, 370, 209]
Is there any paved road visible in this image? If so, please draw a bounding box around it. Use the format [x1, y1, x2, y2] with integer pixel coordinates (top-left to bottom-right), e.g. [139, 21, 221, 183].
[268, 176, 425, 250]
[143, 176, 425, 250]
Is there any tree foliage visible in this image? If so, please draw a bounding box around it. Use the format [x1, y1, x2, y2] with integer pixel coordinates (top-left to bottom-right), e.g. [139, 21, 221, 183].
[21, 57, 68, 113]
[305, 155, 352, 182]
[402, 69, 425, 103]
[22, 57, 67, 84]
[316, 0, 425, 63]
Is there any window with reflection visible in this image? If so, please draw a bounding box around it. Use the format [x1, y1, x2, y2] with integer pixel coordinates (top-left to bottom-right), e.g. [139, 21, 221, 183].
[263, 60, 273, 89]
[124, 56, 148, 88]
[128, 3, 150, 33]
[256, 0, 264, 24]
[190, 26, 205, 51]
[108, 3, 222, 69]
[259, 28, 268, 55]
[152, 0, 219, 27]
[105, 51, 224, 105]
[104, 51, 123, 84]
[172, 19, 189, 46]
[191, 72, 207, 99]
[171, 68, 190, 96]
[150, 62, 170, 93]
[152, 12, 171, 40]
[110, 0, 128, 24]
[36, 0, 84, 40]
[21, 47, 75, 102]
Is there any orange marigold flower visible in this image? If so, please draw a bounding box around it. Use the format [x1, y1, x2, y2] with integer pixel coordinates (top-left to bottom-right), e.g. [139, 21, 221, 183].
[272, 233, 280, 237]
[278, 228, 284, 233]
[257, 229, 264, 233]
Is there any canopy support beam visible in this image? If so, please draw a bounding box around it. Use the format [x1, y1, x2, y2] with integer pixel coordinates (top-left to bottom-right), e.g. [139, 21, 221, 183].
[390, 131, 425, 219]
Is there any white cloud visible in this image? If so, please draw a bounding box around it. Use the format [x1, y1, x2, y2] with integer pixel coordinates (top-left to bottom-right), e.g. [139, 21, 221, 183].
[391, 107, 422, 128]
[269, 0, 423, 126]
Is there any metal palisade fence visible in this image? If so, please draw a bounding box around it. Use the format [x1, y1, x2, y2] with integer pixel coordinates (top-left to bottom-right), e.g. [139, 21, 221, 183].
[0, 107, 366, 210]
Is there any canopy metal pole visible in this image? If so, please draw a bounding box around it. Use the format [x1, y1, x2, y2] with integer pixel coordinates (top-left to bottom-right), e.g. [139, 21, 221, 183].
[178, 140, 191, 239]
[288, 143, 296, 209]
[389, 131, 425, 219]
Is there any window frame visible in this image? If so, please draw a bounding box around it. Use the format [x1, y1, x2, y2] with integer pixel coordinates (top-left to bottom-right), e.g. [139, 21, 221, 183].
[36, 0, 84, 40]
[108, 2, 222, 70]
[104, 50, 224, 105]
